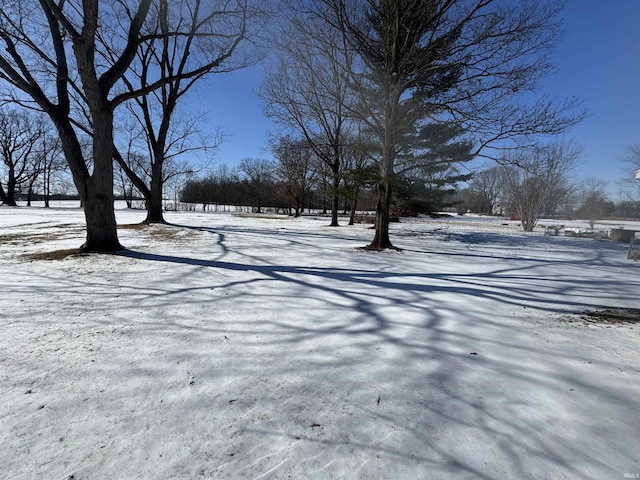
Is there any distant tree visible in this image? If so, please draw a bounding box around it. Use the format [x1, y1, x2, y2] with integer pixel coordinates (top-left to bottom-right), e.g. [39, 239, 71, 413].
[503, 141, 580, 232]
[115, 153, 144, 209]
[341, 133, 377, 224]
[576, 178, 611, 229]
[617, 145, 640, 206]
[179, 177, 209, 210]
[624, 145, 640, 172]
[553, 180, 581, 219]
[35, 131, 68, 208]
[0, 110, 43, 206]
[318, 0, 583, 249]
[467, 166, 508, 215]
[239, 158, 275, 213]
[180, 164, 253, 210]
[273, 137, 318, 217]
[541, 177, 572, 218]
[612, 200, 640, 220]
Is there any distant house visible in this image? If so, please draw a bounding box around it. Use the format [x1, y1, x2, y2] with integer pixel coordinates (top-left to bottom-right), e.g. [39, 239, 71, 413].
[635, 168, 640, 180]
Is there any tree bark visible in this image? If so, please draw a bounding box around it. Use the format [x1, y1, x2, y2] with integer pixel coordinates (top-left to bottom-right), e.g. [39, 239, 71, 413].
[330, 168, 340, 227]
[367, 86, 398, 250]
[367, 163, 394, 250]
[81, 186, 121, 252]
[4, 166, 18, 206]
[145, 162, 165, 223]
[348, 180, 361, 225]
[77, 111, 122, 252]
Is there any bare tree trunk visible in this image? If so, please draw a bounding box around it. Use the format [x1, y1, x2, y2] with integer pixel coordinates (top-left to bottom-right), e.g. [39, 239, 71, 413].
[330, 170, 340, 227]
[145, 162, 165, 223]
[72, 113, 122, 252]
[4, 167, 18, 206]
[44, 169, 51, 208]
[348, 185, 360, 226]
[367, 92, 397, 250]
[82, 187, 120, 252]
[368, 165, 393, 249]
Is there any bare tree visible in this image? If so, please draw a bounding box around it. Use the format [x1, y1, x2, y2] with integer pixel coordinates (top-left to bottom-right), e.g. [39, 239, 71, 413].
[576, 177, 611, 229]
[261, 1, 357, 226]
[618, 145, 640, 205]
[33, 129, 68, 208]
[0, 109, 43, 206]
[115, 0, 257, 224]
[0, 0, 160, 250]
[503, 141, 580, 232]
[467, 166, 507, 215]
[239, 157, 275, 213]
[273, 136, 318, 217]
[318, 0, 583, 249]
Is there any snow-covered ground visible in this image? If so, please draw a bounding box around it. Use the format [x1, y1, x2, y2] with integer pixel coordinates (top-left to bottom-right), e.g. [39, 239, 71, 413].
[1, 206, 639, 480]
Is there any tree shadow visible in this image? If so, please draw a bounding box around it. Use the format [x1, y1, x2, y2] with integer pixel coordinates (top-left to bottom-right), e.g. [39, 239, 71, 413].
[98, 234, 639, 478]
[3, 220, 638, 479]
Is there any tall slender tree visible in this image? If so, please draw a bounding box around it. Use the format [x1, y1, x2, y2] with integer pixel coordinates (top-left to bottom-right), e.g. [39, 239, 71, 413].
[261, 1, 357, 227]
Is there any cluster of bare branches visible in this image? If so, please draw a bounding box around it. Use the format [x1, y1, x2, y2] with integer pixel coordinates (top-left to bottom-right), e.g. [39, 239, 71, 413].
[501, 141, 580, 231]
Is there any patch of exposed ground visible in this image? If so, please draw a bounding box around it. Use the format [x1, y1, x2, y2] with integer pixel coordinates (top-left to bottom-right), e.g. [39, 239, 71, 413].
[580, 307, 640, 325]
[23, 249, 82, 261]
[562, 307, 640, 325]
[12, 224, 200, 262]
[119, 223, 197, 242]
[0, 224, 84, 245]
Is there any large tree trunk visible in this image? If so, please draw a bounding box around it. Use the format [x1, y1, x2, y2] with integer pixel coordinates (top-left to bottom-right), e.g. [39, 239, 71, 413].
[75, 113, 122, 253]
[367, 92, 397, 250]
[367, 168, 393, 250]
[145, 163, 165, 223]
[4, 169, 18, 206]
[81, 186, 121, 252]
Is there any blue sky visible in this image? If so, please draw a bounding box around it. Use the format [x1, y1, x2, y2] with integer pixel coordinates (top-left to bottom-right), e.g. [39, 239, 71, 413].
[191, 0, 640, 198]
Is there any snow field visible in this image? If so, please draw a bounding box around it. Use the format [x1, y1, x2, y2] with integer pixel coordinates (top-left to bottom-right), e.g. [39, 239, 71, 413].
[1, 207, 639, 479]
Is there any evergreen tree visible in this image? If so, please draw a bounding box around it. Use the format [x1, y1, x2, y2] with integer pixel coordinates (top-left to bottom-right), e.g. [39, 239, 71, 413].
[394, 122, 474, 214]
